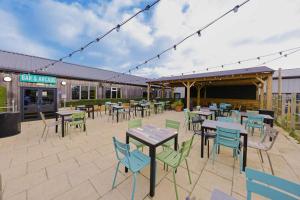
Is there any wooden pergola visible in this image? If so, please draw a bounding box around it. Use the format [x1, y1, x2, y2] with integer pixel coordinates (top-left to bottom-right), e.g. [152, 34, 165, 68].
[146, 66, 274, 110]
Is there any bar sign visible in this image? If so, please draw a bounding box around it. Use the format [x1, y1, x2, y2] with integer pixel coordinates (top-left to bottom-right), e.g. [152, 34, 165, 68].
[20, 74, 56, 85]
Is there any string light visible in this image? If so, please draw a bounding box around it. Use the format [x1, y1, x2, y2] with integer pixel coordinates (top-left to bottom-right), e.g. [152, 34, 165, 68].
[104, 0, 250, 83]
[170, 46, 300, 77]
[32, 0, 161, 72]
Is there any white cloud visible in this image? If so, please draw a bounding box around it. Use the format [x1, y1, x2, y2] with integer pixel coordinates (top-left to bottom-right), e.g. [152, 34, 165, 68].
[134, 0, 300, 77]
[0, 9, 54, 58]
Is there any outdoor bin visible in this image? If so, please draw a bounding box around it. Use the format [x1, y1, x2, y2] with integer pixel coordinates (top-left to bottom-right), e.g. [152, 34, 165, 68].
[0, 112, 21, 138]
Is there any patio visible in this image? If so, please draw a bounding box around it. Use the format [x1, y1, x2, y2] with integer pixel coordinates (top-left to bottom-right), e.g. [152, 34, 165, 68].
[0, 110, 300, 200]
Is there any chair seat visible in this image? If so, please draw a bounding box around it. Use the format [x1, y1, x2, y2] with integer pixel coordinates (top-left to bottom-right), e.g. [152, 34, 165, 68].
[47, 120, 62, 127]
[121, 149, 150, 173]
[156, 148, 181, 168]
[162, 139, 174, 148]
[247, 141, 268, 150]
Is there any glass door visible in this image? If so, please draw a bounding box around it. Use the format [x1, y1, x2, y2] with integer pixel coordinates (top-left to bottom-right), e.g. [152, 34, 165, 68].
[21, 87, 57, 121]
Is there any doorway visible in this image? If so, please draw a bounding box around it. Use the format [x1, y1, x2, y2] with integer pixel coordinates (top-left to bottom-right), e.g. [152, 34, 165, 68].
[21, 87, 57, 121]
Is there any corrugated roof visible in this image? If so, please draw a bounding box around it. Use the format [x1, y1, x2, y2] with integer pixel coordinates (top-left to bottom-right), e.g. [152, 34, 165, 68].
[147, 66, 274, 83]
[273, 68, 300, 78]
[0, 50, 149, 86]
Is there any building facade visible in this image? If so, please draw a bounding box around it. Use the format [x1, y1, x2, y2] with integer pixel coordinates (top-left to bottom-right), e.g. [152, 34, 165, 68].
[0, 50, 150, 121]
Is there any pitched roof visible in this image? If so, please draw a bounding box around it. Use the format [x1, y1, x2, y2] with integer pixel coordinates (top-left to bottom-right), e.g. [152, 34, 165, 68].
[273, 68, 300, 78]
[147, 66, 274, 83]
[0, 50, 149, 86]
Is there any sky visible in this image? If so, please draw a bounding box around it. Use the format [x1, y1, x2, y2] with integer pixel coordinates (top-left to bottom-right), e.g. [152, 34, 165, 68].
[0, 0, 299, 78]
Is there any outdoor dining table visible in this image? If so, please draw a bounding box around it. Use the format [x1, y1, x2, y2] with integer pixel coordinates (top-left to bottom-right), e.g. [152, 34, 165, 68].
[240, 112, 274, 127]
[126, 125, 178, 197]
[112, 105, 123, 123]
[188, 110, 214, 130]
[75, 105, 95, 119]
[200, 119, 248, 171]
[55, 110, 85, 137]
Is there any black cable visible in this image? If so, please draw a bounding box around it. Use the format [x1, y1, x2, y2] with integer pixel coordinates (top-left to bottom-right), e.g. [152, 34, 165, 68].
[105, 0, 251, 82]
[33, 0, 161, 73]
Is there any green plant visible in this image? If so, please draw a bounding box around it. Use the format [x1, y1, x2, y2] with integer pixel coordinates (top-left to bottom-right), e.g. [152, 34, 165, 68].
[171, 100, 183, 110]
[0, 86, 7, 112]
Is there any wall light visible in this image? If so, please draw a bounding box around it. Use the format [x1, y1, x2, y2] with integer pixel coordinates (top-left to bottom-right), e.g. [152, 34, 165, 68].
[61, 81, 67, 86]
[3, 76, 12, 82]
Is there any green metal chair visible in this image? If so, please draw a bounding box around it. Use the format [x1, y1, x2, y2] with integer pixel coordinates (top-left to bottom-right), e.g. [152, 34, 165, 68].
[158, 102, 165, 113]
[67, 112, 87, 137]
[188, 112, 199, 130]
[212, 126, 242, 172]
[245, 167, 300, 200]
[112, 137, 150, 200]
[162, 119, 180, 148]
[128, 119, 145, 150]
[183, 109, 190, 129]
[156, 135, 195, 200]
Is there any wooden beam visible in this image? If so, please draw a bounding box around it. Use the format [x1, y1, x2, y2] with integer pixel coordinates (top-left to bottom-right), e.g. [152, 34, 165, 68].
[161, 86, 165, 98]
[256, 77, 264, 84]
[266, 75, 273, 110]
[260, 83, 264, 109]
[171, 87, 174, 99]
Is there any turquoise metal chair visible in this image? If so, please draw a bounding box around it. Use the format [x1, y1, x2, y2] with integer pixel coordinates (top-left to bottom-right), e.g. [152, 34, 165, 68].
[212, 126, 242, 172]
[128, 119, 145, 150]
[230, 110, 241, 123]
[246, 115, 264, 137]
[112, 137, 150, 200]
[217, 117, 235, 123]
[245, 167, 300, 200]
[156, 135, 194, 200]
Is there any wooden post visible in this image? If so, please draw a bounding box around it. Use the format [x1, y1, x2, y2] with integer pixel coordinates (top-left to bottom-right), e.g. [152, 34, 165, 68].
[260, 83, 264, 109]
[171, 87, 174, 99]
[197, 85, 201, 106]
[266, 75, 273, 110]
[161, 86, 165, 98]
[147, 84, 151, 101]
[186, 82, 190, 109]
[183, 81, 195, 110]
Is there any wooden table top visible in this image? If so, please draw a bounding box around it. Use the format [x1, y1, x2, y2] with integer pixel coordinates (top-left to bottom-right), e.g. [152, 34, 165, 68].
[192, 110, 213, 116]
[127, 125, 177, 146]
[202, 120, 248, 135]
[56, 110, 83, 116]
[240, 112, 274, 120]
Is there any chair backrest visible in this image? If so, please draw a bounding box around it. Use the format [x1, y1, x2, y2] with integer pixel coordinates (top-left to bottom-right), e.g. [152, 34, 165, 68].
[245, 167, 300, 200]
[246, 110, 259, 115]
[216, 126, 240, 149]
[72, 112, 85, 121]
[166, 119, 180, 132]
[230, 110, 240, 119]
[112, 137, 131, 168]
[39, 112, 47, 125]
[211, 103, 217, 107]
[247, 115, 264, 126]
[128, 119, 142, 129]
[175, 135, 194, 168]
[184, 109, 190, 121]
[217, 117, 235, 123]
[262, 127, 279, 150]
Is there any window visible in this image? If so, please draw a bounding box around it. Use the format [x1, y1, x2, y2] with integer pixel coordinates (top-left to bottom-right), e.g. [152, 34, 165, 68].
[81, 86, 89, 99]
[72, 86, 80, 99]
[111, 87, 117, 99]
[105, 89, 111, 98]
[89, 86, 96, 99]
[105, 87, 121, 99]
